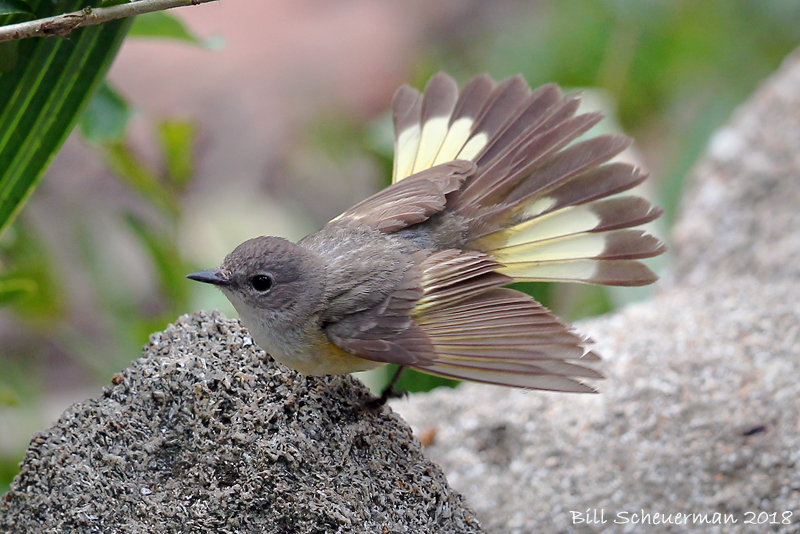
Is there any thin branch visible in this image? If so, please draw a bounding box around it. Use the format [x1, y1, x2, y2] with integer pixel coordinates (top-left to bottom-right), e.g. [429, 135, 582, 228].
[0, 0, 218, 43]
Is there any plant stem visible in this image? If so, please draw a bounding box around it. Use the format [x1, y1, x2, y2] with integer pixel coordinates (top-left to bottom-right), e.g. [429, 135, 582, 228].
[0, 0, 217, 42]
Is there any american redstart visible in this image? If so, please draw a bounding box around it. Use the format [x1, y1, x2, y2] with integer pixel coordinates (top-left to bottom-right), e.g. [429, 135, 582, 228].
[188, 73, 665, 398]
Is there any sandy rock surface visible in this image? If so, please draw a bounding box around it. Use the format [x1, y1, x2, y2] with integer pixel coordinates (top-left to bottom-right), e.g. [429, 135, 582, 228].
[0, 311, 483, 534]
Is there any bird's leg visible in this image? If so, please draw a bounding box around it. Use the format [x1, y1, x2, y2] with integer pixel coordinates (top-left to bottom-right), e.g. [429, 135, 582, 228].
[367, 366, 407, 408]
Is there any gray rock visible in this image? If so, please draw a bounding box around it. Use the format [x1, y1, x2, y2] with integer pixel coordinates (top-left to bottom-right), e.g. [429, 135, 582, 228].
[672, 49, 800, 285]
[0, 311, 483, 534]
[392, 49, 800, 534]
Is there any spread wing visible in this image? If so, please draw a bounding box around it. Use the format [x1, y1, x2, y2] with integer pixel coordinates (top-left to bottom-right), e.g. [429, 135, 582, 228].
[324, 249, 601, 393]
[330, 160, 474, 233]
[410, 250, 601, 392]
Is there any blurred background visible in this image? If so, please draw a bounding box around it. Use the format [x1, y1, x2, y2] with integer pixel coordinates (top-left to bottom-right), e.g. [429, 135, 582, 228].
[2, 0, 800, 492]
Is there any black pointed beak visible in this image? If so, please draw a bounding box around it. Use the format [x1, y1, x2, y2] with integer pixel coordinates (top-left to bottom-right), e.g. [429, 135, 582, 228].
[186, 268, 232, 287]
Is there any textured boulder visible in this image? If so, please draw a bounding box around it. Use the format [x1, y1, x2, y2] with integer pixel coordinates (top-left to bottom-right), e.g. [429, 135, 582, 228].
[0, 311, 482, 534]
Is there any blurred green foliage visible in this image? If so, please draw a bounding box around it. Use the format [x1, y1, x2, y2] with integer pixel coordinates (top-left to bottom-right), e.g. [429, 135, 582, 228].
[79, 83, 132, 144]
[0, 0, 33, 19]
[1, 0, 131, 453]
[0, 222, 64, 320]
[0, 8, 200, 494]
[2, 0, 800, 495]
[128, 11, 204, 44]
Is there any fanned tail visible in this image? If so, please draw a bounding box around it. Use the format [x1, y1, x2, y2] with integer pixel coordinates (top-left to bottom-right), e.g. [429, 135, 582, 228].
[392, 73, 665, 287]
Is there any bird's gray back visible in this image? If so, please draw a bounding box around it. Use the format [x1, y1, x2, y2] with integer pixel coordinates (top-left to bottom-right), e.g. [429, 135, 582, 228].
[299, 223, 416, 325]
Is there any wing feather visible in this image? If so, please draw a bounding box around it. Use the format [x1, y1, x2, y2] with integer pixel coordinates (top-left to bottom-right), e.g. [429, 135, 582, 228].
[331, 161, 474, 233]
[408, 250, 602, 393]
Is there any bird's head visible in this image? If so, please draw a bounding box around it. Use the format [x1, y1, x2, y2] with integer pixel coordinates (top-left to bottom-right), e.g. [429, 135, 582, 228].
[187, 236, 325, 339]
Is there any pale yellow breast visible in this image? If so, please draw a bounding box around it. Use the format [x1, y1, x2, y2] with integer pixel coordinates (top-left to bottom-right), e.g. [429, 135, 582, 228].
[279, 332, 385, 376]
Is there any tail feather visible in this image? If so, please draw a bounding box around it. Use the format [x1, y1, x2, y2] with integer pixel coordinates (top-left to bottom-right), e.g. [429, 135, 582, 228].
[536, 163, 647, 211]
[476, 197, 661, 250]
[497, 258, 659, 286]
[391, 72, 664, 288]
[464, 76, 532, 156]
[422, 358, 602, 380]
[492, 229, 664, 264]
[430, 74, 496, 167]
[410, 75, 459, 175]
[392, 88, 423, 182]
[459, 108, 603, 209]
[472, 83, 563, 168]
[580, 196, 662, 232]
[392, 73, 494, 182]
[502, 134, 632, 206]
[492, 163, 649, 225]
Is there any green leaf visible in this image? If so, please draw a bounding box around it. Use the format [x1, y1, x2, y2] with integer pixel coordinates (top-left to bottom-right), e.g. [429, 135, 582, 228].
[129, 11, 203, 45]
[0, 0, 133, 237]
[0, 219, 63, 318]
[79, 82, 132, 144]
[103, 142, 179, 217]
[124, 214, 188, 308]
[0, 386, 19, 406]
[0, 277, 36, 305]
[158, 118, 196, 189]
[386, 365, 459, 394]
[0, 41, 18, 72]
[0, 0, 33, 16]
[556, 284, 613, 322]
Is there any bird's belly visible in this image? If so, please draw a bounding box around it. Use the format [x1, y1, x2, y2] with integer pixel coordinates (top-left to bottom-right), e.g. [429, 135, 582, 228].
[252, 327, 383, 376]
[284, 337, 385, 376]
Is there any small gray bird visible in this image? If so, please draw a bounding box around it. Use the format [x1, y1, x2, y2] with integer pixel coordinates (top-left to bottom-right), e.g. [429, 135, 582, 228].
[188, 73, 665, 395]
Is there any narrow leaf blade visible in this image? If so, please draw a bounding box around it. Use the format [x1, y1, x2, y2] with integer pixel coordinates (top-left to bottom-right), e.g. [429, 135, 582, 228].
[0, 1, 133, 236]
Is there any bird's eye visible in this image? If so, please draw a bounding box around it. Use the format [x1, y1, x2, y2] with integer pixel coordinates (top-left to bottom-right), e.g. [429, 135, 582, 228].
[250, 274, 274, 292]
